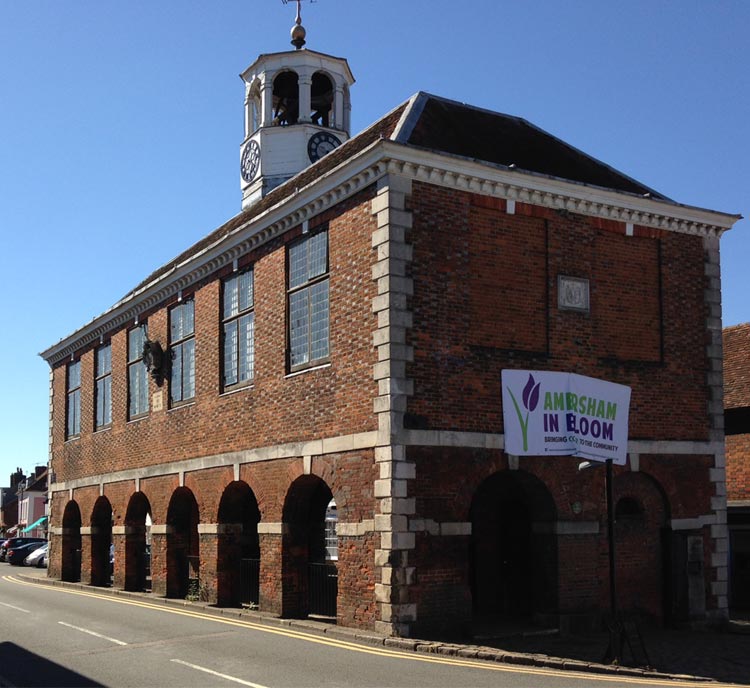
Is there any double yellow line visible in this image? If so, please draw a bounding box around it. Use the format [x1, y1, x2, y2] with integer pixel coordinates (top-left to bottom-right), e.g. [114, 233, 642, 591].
[2, 575, 720, 686]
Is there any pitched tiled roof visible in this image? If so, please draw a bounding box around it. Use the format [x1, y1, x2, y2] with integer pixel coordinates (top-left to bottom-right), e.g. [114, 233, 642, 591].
[125, 92, 670, 304]
[724, 323, 750, 409]
[399, 93, 668, 200]
[49, 90, 718, 363]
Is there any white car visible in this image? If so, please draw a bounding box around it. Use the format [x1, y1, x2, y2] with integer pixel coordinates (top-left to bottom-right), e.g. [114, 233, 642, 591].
[24, 542, 48, 568]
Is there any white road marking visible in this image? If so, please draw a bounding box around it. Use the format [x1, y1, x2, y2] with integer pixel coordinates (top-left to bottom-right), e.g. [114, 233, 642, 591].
[58, 621, 128, 646]
[0, 601, 30, 613]
[170, 659, 269, 687]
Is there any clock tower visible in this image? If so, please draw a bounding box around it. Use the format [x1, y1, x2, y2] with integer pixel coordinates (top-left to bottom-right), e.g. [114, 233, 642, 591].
[239, 6, 355, 209]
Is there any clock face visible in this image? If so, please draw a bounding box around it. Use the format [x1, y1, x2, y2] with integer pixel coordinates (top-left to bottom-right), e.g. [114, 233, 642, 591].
[240, 140, 261, 183]
[308, 131, 342, 163]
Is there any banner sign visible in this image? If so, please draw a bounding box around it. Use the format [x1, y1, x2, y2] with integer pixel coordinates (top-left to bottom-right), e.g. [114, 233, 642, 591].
[501, 370, 631, 465]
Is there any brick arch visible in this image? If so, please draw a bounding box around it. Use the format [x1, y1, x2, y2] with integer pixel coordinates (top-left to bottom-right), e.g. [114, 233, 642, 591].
[166, 487, 200, 599]
[241, 472, 274, 521]
[438, 448, 508, 521]
[612, 470, 670, 620]
[124, 491, 152, 592]
[469, 469, 558, 618]
[184, 466, 234, 527]
[216, 481, 261, 607]
[90, 496, 112, 587]
[281, 474, 336, 619]
[61, 500, 82, 583]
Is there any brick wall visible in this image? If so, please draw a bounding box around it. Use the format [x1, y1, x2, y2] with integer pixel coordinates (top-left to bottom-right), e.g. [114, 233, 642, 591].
[405, 183, 710, 441]
[50, 188, 379, 483]
[727, 433, 750, 500]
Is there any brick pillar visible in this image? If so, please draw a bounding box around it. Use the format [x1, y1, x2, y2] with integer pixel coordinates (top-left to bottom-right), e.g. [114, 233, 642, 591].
[112, 526, 126, 589]
[150, 525, 169, 597]
[79, 527, 93, 585]
[48, 530, 62, 579]
[704, 234, 729, 622]
[371, 170, 417, 636]
[198, 524, 220, 604]
[258, 524, 284, 615]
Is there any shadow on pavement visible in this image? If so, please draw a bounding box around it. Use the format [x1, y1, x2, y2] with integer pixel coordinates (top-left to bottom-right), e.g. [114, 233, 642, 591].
[471, 615, 750, 686]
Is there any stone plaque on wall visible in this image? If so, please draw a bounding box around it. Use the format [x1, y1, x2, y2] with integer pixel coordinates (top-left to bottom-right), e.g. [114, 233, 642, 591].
[152, 390, 163, 412]
[558, 275, 590, 313]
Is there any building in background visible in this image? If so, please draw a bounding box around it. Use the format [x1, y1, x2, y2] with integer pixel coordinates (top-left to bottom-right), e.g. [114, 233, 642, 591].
[18, 467, 49, 539]
[0, 468, 25, 536]
[723, 323, 750, 611]
[40, 14, 741, 637]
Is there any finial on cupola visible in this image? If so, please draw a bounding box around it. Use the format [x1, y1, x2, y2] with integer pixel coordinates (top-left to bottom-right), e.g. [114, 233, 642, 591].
[290, 0, 307, 50]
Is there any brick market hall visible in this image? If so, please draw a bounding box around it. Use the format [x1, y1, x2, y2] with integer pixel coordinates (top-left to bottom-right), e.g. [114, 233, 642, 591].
[41, 8, 741, 639]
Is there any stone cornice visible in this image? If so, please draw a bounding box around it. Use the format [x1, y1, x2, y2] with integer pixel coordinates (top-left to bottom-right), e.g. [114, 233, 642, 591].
[40, 137, 740, 366]
[378, 141, 740, 239]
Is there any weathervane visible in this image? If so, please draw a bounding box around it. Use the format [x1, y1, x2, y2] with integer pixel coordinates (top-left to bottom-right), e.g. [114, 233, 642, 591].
[281, 0, 316, 50]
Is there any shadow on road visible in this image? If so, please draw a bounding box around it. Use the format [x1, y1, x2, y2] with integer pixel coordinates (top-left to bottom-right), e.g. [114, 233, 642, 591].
[0, 642, 102, 688]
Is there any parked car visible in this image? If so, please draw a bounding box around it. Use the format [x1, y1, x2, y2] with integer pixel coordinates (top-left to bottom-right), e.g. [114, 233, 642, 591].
[24, 542, 48, 568]
[7, 541, 46, 566]
[0, 537, 45, 562]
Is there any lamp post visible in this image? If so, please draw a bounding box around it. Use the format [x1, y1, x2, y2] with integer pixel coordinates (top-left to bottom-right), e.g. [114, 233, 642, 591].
[579, 458, 621, 664]
[604, 458, 622, 663]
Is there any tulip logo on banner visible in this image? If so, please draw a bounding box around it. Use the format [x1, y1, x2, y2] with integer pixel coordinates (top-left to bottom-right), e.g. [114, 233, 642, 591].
[506, 374, 541, 452]
[501, 370, 631, 465]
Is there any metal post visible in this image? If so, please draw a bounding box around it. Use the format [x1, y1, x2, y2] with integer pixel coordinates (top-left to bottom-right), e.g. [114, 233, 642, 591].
[606, 458, 617, 619]
[605, 458, 621, 664]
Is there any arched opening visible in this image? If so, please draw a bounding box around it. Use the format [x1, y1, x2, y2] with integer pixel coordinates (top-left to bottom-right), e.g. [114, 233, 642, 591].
[342, 83, 351, 133]
[311, 72, 334, 127]
[470, 470, 558, 620]
[616, 496, 644, 522]
[272, 71, 299, 126]
[90, 496, 113, 587]
[166, 487, 200, 599]
[125, 492, 152, 592]
[61, 500, 82, 582]
[247, 79, 261, 133]
[613, 473, 669, 621]
[281, 475, 337, 619]
[216, 481, 261, 607]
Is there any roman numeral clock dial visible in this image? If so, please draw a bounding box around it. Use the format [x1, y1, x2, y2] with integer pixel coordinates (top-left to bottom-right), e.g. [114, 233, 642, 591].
[307, 131, 341, 163]
[240, 140, 261, 183]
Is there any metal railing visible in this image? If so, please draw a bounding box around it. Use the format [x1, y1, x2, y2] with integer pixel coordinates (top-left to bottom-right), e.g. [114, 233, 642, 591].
[308, 562, 337, 617]
[240, 558, 260, 606]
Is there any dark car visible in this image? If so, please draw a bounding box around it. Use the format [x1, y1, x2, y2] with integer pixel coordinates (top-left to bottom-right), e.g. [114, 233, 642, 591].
[7, 541, 47, 566]
[0, 537, 45, 562]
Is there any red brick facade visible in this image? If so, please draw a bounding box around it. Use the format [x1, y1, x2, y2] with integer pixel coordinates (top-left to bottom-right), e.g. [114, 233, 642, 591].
[43, 90, 738, 637]
[723, 323, 750, 609]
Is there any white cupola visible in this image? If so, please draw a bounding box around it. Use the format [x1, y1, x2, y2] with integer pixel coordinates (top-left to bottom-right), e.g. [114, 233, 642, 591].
[239, 5, 355, 209]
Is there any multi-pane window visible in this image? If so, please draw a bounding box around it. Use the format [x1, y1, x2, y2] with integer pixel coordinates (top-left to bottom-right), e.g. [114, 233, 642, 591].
[66, 360, 81, 439]
[288, 229, 329, 369]
[324, 499, 338, 561]
[95, 343, 112, 429]
[222, 269, 255, 389]
[170, 299, 195, 405]
[128, 324, 149, 419]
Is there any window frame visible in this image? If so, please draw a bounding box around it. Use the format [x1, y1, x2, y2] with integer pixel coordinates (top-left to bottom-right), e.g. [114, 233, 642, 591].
[127, 324, 149, 420]
[287, 227, 330, 373]
[169, 299, 196, 407]
[221, 268, 255, 393]
[94, 342, 112, 430]
[66, 359, 81, 440]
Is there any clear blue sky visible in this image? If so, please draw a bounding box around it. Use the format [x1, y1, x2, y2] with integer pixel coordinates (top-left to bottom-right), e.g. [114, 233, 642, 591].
[1, 1, 747, 483]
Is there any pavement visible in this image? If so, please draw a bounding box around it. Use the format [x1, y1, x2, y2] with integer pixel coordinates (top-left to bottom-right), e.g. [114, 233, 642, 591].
[9, 566, 750, 686]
